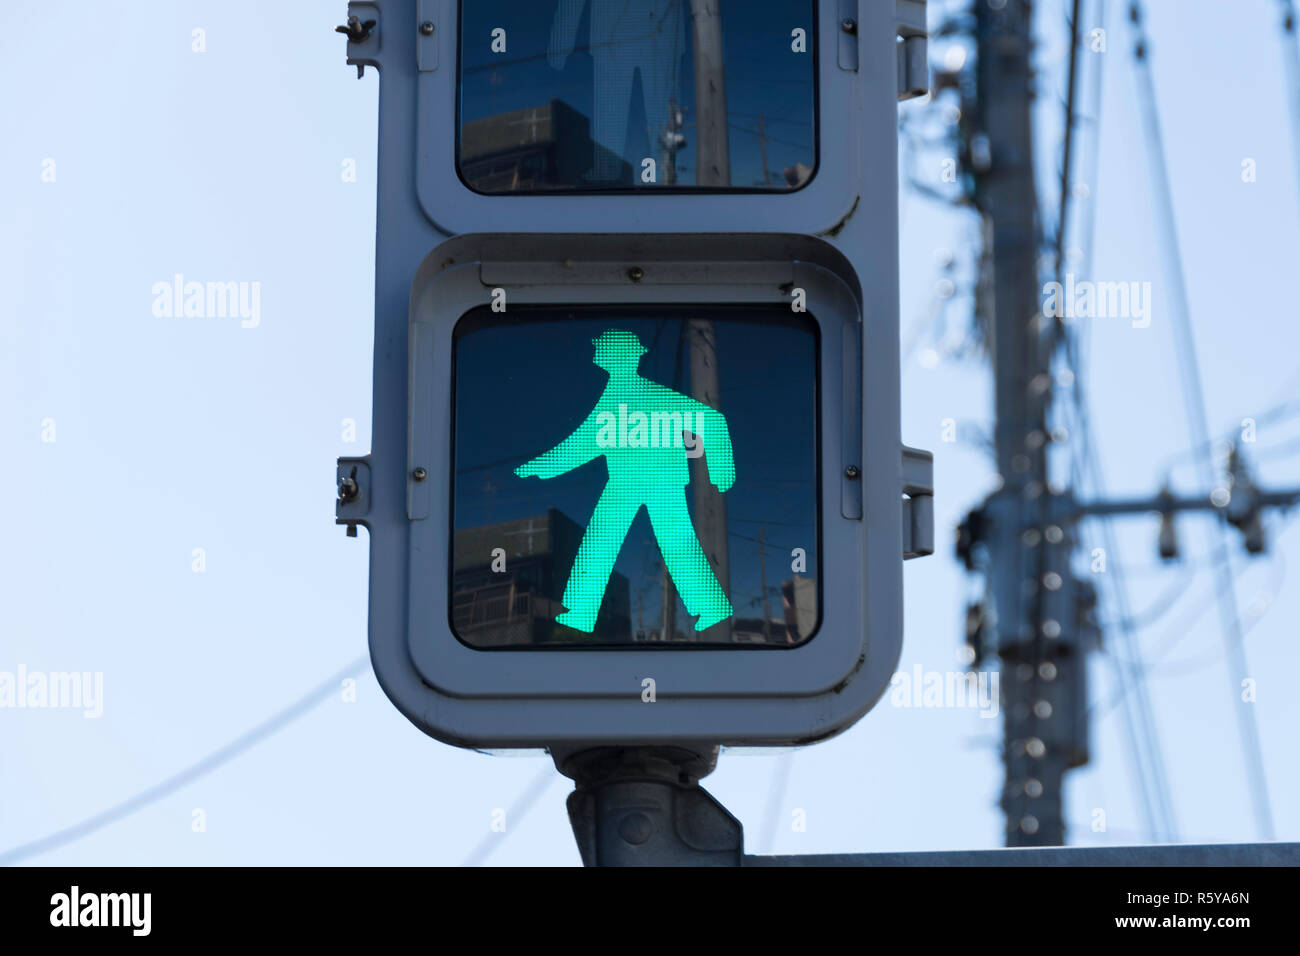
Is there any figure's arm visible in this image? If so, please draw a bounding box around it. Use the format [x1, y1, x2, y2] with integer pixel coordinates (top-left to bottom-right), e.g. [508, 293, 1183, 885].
[547, 0, 586, 70]
[693, 406, 735, 493]
[515, 409, 601, 479]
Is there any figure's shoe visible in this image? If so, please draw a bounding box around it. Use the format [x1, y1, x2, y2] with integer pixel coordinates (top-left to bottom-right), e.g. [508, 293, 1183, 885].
[556, 610, 596, 633]
[694, 605, 732, 632]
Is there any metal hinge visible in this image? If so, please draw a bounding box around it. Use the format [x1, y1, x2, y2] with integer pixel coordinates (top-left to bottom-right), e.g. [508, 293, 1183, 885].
[902, 445, 934, 559]
[336, 456, 372, 537]
[416, 0, 439, 72]
[837, 0, 859, 72]
[897, 0, 929, 101]
[337, 3, 381, 78]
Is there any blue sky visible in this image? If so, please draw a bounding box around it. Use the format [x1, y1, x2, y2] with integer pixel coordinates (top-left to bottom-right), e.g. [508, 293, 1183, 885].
[2, 0, 1299, 865]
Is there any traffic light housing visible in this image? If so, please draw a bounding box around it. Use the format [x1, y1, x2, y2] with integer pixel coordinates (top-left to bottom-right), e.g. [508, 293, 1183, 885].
[335, 0, 931, 750]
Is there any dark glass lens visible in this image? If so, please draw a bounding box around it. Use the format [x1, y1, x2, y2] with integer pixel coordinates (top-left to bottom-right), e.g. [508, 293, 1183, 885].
[450, 307, 820, 647]
[458, 1, 817, 192]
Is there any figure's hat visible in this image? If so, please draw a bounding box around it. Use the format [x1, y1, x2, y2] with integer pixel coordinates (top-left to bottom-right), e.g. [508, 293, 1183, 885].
[590, 328, 646, 360]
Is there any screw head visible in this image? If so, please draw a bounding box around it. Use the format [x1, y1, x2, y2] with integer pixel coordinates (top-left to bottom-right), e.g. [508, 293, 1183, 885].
[420, 21, 434, 36]
[412, 467, 428, 482]
[617, 811, 653, 846]
[627, 266, 644, 282]
[841, 17, 857, 34]
[845, 465, 861, 480]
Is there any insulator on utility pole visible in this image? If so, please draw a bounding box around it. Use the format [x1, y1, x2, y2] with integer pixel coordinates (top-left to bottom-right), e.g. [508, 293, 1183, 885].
[1225, 448, 1268, 555]
[1157, 513, 1179, 561]
[1241, 515, 1266, 555]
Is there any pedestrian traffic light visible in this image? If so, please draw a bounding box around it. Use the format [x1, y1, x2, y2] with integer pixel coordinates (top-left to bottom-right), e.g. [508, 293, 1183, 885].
[335, 0, 932, 749]
[509, 325, 740, 636]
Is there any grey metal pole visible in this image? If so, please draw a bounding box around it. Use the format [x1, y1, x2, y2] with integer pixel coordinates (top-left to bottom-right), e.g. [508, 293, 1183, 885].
[558, 746, 742, 866]
[744, 842, 1300, 866]
[553, 744, 1300, 866]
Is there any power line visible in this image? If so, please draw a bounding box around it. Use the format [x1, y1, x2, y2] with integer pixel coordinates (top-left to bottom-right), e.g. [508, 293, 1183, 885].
[1090, 514, 1294, 717]
[1056, 0, 1177, 845]
[1127, 0, 1274, 840]
[1060, 259, 1180, 841]
[1053, 0, 1083, 281]
[0, 656, 370, 865]
[1142, 512, 1295, 672]
[1279, 0, 1300, 220]
[461, 766, 558, 866]
[1252, 431, 1300, 461]
[1096, 563, 1197, 632]
[1158, 382, 1300, 470]
[760, 752, 796, 853]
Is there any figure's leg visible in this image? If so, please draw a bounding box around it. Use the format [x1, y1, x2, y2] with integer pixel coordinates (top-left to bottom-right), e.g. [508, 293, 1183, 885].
[645, 488, 732, 631]
[558, 482, 640, 632]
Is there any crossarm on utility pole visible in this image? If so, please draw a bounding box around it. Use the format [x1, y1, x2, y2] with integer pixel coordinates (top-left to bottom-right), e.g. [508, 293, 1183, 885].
[1071, 488, 1300, 519]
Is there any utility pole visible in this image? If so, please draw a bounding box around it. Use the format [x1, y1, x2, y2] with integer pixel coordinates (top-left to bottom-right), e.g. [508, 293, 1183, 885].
[660, 563, 677, 641]
[690, 0, 730, 187]
[687, 2, 731, 640]
[960, 0, 1090, 847]
[686, 319, 732, 641]
[954, 0, 1300, 848]
[661, 97, 685, 187]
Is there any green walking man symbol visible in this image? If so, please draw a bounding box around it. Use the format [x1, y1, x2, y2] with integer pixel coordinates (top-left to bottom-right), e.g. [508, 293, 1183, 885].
[515, 329, 735, 633]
